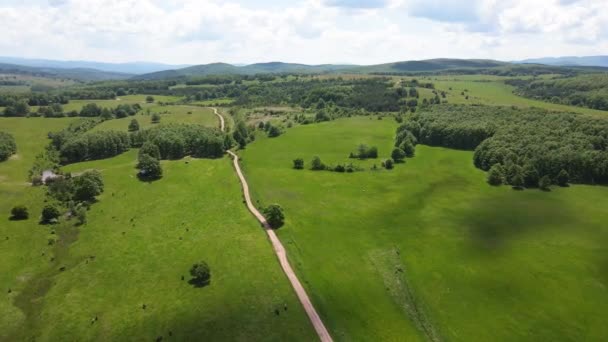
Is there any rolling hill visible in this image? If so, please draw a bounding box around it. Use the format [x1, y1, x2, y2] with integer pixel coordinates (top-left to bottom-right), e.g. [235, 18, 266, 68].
[0, 63, 132, 81]
[518, 56, 608, 68]
[0, 56, 189, 75]
[133, 59, 512, 80]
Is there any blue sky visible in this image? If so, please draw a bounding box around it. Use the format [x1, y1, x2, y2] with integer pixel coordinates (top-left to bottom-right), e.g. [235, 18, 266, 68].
[0, 0, 606, 64]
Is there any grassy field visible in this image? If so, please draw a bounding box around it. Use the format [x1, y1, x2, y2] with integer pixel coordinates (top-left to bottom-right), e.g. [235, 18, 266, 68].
[61, 95, 183, 112]
[238, 117, 608, 341]
[91, 106, 219, 132]
[1, 150, 317, 341]
[0, 117, 78, 339]
[430, 78, 608, 116]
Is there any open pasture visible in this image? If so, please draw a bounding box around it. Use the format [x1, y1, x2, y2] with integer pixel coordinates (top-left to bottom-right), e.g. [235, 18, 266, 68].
[238, 116, 608, 341]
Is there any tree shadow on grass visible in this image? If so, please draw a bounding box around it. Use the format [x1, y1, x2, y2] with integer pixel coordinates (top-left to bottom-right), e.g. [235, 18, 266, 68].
[137, 173, 162, 183]
[188, 278, 211, 288]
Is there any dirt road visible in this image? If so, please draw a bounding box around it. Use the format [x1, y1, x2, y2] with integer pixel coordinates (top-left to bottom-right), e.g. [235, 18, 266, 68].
[226, 150, 333, 342]
[211, 107, 225, 131]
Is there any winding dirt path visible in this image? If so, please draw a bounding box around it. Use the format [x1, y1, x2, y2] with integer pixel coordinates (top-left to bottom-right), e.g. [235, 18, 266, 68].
[226, 151, 333, 342]
[211, 107, 225, 131]
[214, 109, 332, 341]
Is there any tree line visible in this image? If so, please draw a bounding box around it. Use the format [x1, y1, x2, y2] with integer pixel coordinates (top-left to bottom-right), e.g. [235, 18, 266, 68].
[507, 74, 608, 111]
[400, 104, 608, 186]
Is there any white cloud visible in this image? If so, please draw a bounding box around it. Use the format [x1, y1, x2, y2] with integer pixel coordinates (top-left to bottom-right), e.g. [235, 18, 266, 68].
[0, 0, 606, 64]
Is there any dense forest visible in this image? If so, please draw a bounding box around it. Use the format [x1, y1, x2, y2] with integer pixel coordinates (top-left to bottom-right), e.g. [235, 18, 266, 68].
[507, 74, 608, 110]
[399, 105, 608, 185]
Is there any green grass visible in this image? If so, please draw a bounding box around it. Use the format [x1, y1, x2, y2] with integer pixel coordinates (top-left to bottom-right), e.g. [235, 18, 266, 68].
[1, 149, 316, 341]
[61, 95, 183, 112]
[0, 117, 78, 339]
[191, 98, 235, 106]
[0, 117, 76, 182]
[432, 79, 608, 116]
[91, 106, 219, 132]
[238, 117, 608, 341]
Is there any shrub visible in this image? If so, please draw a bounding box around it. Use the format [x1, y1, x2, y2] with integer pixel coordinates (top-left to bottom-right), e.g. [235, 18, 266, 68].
[311, 156, 325, 171]
[334, 164, 346, 173]
[146, 96, 155, 103]
[10, 205, 29, 220]
[267, 125, 282, 138]
[384, 159, 394, 170]
[487, 164, 505, 186]
[263, 204, 285, 228]
[293, 158, 304, 170]
[352, 144, 378, 159]
[0, 131, 17, 161]
[41, 205, 61, 224]
[151, 113, 161, 124]
[128, 119, 140, 132]
[74, 206, 87, 225]
[391, 147, 406, 163]
[400, 141, 415, 158]
[189, 262, 211, 287]
[539, 175, 552, 191]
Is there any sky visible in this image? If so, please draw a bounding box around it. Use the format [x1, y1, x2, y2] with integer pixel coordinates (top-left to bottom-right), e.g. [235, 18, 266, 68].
[0, 0, 607, 65]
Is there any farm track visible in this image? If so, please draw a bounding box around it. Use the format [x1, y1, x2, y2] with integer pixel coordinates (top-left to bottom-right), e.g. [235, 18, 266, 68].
[211, 107, 225, 131]
[214, 110, 332, 342]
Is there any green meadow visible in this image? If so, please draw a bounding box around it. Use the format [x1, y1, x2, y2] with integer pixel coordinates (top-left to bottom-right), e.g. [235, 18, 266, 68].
[430, 78, 608, 116]
[238, 117, 608, 341]
[0, 115, 316, 340]
[91, 106, 219, 132]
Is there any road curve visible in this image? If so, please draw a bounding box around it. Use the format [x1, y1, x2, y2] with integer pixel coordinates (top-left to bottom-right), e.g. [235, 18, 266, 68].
[211, 107, 225, 131]
[226, 150, 333, 342]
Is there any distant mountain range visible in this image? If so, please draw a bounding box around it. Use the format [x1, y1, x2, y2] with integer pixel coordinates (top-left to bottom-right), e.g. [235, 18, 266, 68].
[132, 62, 355, 80]
[0, 63, 132, 81]
[0, 56, 606, 82]
[133, 59, 510, 80]
[517, 56, 608, 68]
[0, 56, 190, 75]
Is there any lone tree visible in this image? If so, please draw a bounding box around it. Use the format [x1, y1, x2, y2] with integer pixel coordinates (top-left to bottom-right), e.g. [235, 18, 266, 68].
[539, 175, 552, 191]
[41, 205, 61, 224]
[146, 95, 155, 103]
[151, 113, 161, 124]
[293, 158, 304, 170]
[311, 156, 325, 171]
[263, 204, 285, 229]
[10, 205, 29, 220]
[137, 154, 163, 180]
[189, 262, 211, 287]
[391, 147, 406, 163]
[556, 169, 569, 187]
[487, 164, 505, 186]
[128, 119, 140, 132]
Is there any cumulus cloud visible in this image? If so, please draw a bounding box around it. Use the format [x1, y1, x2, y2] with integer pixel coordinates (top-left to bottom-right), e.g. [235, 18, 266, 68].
[323, 0, 388, 9]
[0, 0, 606, 64]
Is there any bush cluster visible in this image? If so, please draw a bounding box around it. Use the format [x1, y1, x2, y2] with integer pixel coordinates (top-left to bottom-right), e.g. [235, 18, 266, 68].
[0, 131, 17, 161]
